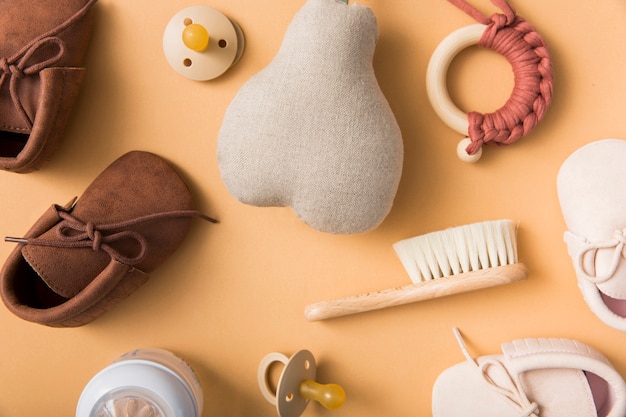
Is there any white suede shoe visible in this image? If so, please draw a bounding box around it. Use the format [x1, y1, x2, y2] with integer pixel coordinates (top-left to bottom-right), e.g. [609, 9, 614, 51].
[557, 139, 626, 331]
[432, 329, 626, 417]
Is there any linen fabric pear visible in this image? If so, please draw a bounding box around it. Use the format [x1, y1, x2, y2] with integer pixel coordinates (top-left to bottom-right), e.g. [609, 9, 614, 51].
[217, 0, 403, 234]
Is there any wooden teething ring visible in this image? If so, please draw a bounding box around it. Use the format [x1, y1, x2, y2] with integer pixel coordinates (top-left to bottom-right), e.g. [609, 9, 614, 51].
[426, 0, 553, 162]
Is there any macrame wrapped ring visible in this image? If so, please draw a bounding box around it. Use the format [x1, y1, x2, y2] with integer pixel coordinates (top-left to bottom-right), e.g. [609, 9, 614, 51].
[426, 0, 553, 162]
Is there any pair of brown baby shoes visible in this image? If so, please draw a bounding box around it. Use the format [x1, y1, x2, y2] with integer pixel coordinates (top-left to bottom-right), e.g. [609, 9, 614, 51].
[0, 0, 216, 327]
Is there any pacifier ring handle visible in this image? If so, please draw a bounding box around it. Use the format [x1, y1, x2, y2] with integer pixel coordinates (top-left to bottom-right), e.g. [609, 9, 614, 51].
[426, 0, 553, 162]
[258, 352, 290, 405]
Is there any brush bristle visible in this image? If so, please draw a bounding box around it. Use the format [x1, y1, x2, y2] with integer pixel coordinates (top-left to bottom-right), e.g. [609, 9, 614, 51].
[392, 220, 518, 283]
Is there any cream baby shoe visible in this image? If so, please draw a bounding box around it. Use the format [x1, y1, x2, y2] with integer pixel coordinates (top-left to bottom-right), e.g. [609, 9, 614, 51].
[557, 139, 626, 331]
[432, 329, 626, 417]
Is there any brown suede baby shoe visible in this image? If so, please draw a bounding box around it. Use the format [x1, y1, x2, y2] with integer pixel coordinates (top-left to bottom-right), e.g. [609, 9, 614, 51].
[0, 0, 97, 173]
[0, 151, 216, 327]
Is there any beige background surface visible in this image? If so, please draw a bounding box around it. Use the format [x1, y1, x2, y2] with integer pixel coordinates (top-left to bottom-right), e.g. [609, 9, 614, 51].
[2, 0, 626, 415]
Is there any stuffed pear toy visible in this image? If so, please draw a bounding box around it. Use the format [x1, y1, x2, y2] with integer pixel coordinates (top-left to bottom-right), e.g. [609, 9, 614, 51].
[217, 0, 403, 234]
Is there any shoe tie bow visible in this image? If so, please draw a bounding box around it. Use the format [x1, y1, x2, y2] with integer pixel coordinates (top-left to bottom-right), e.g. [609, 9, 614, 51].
[453, 328, 540, 417]
[564, 230, 626, 284]
[6, 205, 217, 266]
[0, 0, 97, 129]
[0, 37, 66, 129]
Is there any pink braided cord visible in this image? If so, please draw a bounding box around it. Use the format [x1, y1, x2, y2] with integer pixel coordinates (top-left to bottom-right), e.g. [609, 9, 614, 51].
[448, 0, 553, 155]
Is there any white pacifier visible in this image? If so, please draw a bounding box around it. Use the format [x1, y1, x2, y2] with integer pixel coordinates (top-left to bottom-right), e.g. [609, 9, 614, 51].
[163, 6, 245, 81]
[258, 350, 346, 417]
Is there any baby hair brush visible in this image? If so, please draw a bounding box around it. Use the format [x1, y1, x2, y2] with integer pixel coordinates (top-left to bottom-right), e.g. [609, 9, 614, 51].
[305, 219, 527, 321]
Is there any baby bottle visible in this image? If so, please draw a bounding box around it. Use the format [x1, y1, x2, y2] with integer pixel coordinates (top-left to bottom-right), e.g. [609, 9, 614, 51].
[75, 348, 203, 417]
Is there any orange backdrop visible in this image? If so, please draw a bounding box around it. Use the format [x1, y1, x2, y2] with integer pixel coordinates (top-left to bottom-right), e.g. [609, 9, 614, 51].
[2, 0, 626, 416]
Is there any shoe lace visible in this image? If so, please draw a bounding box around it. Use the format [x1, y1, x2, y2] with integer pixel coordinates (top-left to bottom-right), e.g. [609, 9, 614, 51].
[564, 229, 626, 284]
[5, 203, 217, 266]
[0, 0, 97, 129]
[452, 328, 540, 417]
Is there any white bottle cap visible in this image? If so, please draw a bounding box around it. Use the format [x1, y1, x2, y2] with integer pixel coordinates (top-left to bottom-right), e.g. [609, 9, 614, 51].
[76, 349, 203, 417]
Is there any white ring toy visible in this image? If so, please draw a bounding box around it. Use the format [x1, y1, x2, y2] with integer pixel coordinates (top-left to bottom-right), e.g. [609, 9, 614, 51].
[426, 24, 486, 163]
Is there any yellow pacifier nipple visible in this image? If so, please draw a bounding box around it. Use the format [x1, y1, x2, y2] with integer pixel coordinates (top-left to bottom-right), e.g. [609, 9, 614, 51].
[299, 379, 346, 410]
[182, 23, 210, 52]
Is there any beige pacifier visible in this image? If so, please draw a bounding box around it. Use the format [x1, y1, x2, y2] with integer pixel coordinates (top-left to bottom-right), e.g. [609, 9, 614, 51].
[258, 350, 346, 417]
[163, 6, 244, 80]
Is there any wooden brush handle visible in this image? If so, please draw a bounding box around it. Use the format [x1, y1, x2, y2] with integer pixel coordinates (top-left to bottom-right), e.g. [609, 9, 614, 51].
[304, 263, 528, 321]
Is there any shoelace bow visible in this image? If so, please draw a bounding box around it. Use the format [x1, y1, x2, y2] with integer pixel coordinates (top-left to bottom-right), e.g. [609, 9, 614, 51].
[0, 0, 97, 129]
[0, 38, 66, 129]
[453, 328, 540, 417]
[566, 229, 626, 284]
[6, 207, 217, 266]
